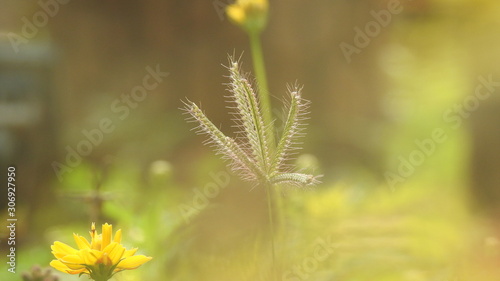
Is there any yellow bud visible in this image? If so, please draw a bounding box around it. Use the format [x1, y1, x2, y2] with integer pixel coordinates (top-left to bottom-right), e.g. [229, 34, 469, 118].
[226, 0, 269, 33]
[227, 6, 246, 24]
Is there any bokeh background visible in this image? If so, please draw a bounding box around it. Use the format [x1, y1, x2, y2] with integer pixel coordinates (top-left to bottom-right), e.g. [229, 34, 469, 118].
[1, 0, 500, 280]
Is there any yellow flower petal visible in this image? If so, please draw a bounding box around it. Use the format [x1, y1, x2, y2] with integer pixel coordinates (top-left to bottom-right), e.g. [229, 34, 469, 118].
[51, 260, 87, 275]
[79, 248, 102, 266]
[50, 260, 70, 273]
[102, 241, 117, 253]
[99, 242, 114, 265]
[73, 233, 91, 249]
[60, 254, 86, 270]
[67, 268, 88, 275]
[51, 241, 78, 256]
[114, 229, 122, 243]
[109, 244, 126, 265]
[123, 248, 138, 258]
[117, 255, 152, 270]
[91, 234, 102, 250]
[101, 223, 112, 250]
[51, 251, 66, 259]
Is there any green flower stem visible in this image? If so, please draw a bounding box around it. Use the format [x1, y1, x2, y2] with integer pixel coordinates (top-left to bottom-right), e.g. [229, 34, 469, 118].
[249, 28, 279, 281]
[248, 31, 275, 150]
[92, 276, 108, 281]
[265, 182, 277, 281]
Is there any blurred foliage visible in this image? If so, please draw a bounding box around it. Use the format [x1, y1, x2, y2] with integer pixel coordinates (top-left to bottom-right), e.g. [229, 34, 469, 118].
[1, 159, 483, 281]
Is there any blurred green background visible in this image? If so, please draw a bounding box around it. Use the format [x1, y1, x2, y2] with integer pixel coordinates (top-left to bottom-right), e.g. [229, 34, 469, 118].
[1, 0, 500, 280]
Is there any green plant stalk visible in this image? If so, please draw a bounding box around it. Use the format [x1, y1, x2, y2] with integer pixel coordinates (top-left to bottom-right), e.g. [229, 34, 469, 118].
[249, 30, 280, 281]
[248, 31, 275, 150]
[265, 182, 277, 281]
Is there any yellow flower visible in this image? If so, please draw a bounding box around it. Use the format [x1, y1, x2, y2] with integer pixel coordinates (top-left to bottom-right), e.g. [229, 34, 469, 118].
[226, 0, 268, 33]
[50, 223, 152, 281]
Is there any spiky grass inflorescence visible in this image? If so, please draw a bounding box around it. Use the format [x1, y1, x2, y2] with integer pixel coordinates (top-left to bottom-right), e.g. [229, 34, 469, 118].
[270, 172, 321, 187]
[183, 57, 320, 281]
[182, 100, 262, 182]
[270, 85, 310, 175]
[226, 62, 272, 177]
[182, 58, 320, 188]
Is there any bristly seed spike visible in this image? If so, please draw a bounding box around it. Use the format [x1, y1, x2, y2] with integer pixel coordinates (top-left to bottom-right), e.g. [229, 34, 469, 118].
[182, 55, 319, 189]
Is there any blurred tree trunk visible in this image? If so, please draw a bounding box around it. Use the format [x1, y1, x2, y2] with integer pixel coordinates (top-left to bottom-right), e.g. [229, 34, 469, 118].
[464, 1, 500, 218]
